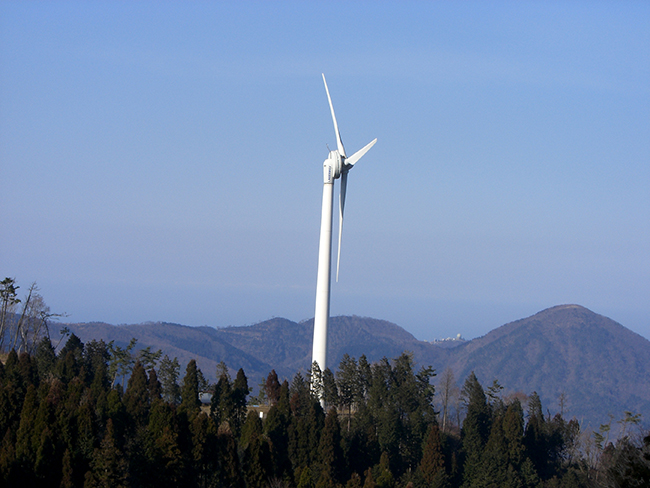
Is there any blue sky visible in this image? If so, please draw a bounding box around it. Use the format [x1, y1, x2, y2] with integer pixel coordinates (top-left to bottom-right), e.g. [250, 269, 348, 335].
[1, 1, 648, 341]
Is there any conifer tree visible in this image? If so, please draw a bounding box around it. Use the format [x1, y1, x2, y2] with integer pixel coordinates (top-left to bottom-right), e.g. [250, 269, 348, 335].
[337, 354, 359, 430]
[89, 419, 129, 488]
[34, 337, 56, 380]
[460, 372, 490, 488]
[317, 409, 345, 486]
[373, 452, 395, 488]
[148, 368, 162, 402]
[524, 391, 548, 478]
[211, 370, 233, 430]
[147, 398, 186, 487]
[357, 355, 372, 405]
[264, 380, 292, 480]
[297, 465, 316, 488]
[419, 423, 446, 485]
[265, 369, 281, 405]
[189, 411, 219, 487]
[503, 400, 525, 469]
[157, 355, 181, 405]
[322, 367, 339, 409]
[179, 359, 201, 417]
[60, 448, 74, 488]
[242, 429, 274, 488]
[240, 410, 263, 449]
[83, 339, 111, 388]
[231, 368, 249, 437]
[123, 360, 149, 427]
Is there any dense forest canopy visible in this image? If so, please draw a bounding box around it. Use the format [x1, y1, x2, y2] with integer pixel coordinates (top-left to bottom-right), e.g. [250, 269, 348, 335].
[1, 278, 648, 487]
[1, 333, 648, 488]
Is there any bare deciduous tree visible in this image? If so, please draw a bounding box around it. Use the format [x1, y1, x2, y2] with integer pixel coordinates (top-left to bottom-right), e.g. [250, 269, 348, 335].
[438, 367, 459, 432]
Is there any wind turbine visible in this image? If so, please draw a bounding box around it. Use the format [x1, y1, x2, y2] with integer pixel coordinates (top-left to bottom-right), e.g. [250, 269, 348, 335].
[311, 74, 377, 395]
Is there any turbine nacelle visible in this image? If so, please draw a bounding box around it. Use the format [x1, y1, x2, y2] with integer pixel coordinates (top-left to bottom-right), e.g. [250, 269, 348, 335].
[323, 150, 351, 184]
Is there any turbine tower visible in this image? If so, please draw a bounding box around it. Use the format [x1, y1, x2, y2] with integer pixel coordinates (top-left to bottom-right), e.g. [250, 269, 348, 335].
[311, 74, 376, 394]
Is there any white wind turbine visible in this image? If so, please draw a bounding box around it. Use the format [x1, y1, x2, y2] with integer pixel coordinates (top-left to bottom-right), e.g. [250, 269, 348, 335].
[311, 74, 376, 392]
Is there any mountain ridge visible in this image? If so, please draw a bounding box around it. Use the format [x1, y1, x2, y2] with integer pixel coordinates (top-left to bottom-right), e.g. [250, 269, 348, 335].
[56, 304, 650, 428]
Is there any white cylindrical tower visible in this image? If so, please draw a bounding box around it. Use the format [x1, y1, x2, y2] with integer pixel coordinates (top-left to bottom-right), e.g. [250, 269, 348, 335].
[312, 161, 335, 376]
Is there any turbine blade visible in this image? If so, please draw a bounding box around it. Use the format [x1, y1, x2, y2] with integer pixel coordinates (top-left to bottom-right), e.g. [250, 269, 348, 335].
[322, 74, 346, 158]
[346, 138, 377, 166]
[336, 171, 348, 282]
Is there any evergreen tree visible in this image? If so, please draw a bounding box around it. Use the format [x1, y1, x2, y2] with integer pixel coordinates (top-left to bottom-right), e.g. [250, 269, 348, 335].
[316, 409, 345, 486]
[265, 369, 281, 405]
[357, 355, 372, 406]
[503, 400, 526, 469]
[123, 360, 149, 427]
[34, 337, 56, 380]
[242, 429, 274, 488]
[83, 339, 111, 389]
[88, 419, 129, 488]
[158, 355, 181, 405]
[189, 411, 219, 487]
[240, 410, 263, 449]
[373, 452, 395, 488]
[460, 372, 490, 488]
[297, 465, 316, 488]
[147, 398, 187, 488]
[230, 368, 249, 437]
[322, 367, 339, 409]
[179, 359, 201, 417]
[264, 380, 292, 481]
[524, 392, 548, 478]
[211, 371, 233, 430]
[14, 384, 38, 484]
[419, 423, 446, 485]
[337, 354, 359, 431]
[148, 368, 162, 402]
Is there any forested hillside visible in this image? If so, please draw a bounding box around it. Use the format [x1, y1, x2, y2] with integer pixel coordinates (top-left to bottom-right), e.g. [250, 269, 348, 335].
[54, 306, 650, 429]
[1, 338, 648, 487]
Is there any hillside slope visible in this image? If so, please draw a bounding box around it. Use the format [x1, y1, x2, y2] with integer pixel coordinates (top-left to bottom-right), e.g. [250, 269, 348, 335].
[442, 305, 650, 426]
[60, 305, 650, 427]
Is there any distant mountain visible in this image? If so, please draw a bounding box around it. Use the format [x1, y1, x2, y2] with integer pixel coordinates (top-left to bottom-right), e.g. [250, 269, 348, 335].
[437, 305, 650, 428]
[59, 305, 650, 428]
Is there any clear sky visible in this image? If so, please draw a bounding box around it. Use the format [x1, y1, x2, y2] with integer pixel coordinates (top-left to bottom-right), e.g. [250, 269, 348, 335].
[1, 1, 648, 341]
